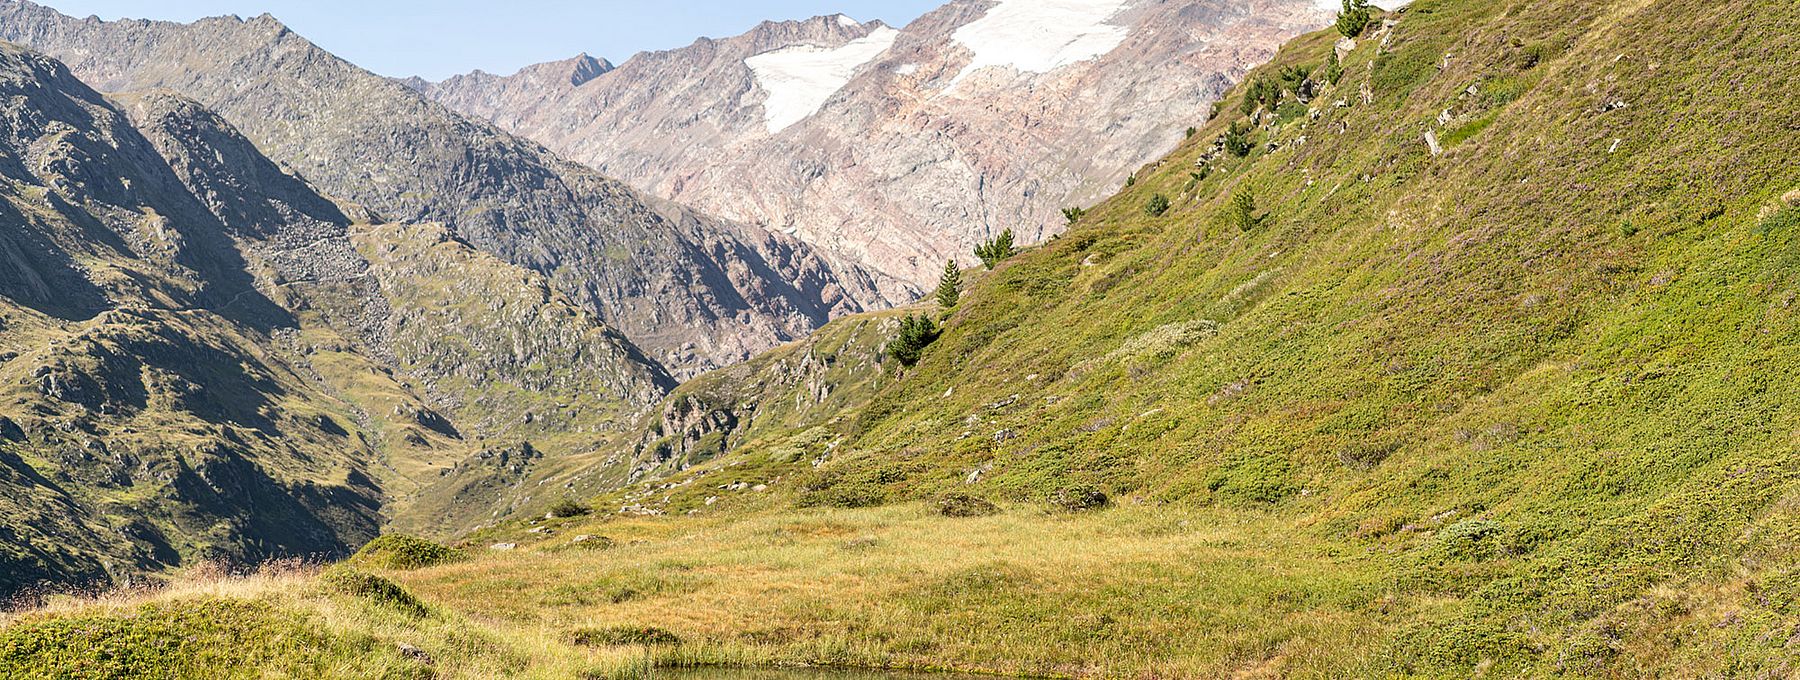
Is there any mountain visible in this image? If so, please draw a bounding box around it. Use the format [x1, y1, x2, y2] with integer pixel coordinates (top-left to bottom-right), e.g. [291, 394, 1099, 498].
[0, 0, 878, 377]
[415, 1, 1336, 294]
[0, 41, 682, 593]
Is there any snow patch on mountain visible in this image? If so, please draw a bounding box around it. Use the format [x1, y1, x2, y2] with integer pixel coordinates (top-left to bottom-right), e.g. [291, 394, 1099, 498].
[947, 0, 1133, 89]
[747, 27, 900, 133]
[837, 14, 860, 27]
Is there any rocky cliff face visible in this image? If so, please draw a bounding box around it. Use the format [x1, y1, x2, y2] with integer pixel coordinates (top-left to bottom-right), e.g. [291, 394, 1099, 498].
[0, 0, 880, 376]
[416, 1, 1333, 293]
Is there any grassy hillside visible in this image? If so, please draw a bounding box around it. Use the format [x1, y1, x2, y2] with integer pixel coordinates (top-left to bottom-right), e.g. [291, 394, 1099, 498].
[6, 0, 1800, 677]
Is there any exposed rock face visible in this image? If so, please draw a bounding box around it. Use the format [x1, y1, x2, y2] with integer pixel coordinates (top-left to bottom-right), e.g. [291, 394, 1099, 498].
[0, 0, 880, 376]
[415, 1, 1333, 293]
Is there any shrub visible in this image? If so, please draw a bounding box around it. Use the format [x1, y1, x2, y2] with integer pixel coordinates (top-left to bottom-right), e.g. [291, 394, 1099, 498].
[1278, 64, 1311, 95]
[1336, 0, 1373, 39]
[1125, 173, 1136, 187]
[348, 534, 459, 570]
[1185, 126, 1198, 139]
[1337, 440, 1400, 471]
[1432, 519, 1504, 561]
[1758, 204, 1800, 236]
[570, 626, 681, 647]
[1224, 121, 1254, 158]
[1230, 186, 1261, 233]
[935, 259, 962, 309]
[936, 492, 1000, 517]
[798, 483, 886, 509]
[1048, 484, 1110, 512]
[1061, 206, 1087, 225]
[547, 499, 591, 519]
[887, 314, 940, 367]
[320, 567, 428, 618]
[1143, 194, 1171, 218]
[1240, 77, 1281, 116]
[974, 229, 1016, 269]
[1325, 50, 1345, 85]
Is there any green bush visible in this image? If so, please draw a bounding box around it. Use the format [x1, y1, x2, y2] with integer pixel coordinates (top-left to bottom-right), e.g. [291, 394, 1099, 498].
[348, 534, 460, 570]
[1143, 194, 1171, 218]
[1048, 485, 1110, 512]
[320, 567, 428, 618]
[935, 492, 1001, 517]
[570, 626, 682, 647]
[1062, 206, 1087, 225]
[974, 229, 1016, 269]
[547, 499, 591, 519]
[1325, 50, 1345, 85]
[887, 314, 941, 367]
[1432, 519, 1504, 561]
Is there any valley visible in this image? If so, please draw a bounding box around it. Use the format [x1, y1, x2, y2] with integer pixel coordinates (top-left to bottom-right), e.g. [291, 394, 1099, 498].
[1, 0, 1798, 677]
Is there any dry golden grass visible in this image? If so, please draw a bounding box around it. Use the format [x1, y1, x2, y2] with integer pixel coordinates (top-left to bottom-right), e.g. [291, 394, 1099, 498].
[398, 503, 1393, 679]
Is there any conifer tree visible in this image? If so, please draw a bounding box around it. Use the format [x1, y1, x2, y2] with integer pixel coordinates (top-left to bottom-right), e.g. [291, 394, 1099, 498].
[1337, 0, 1373, 39]
[936, 259, 962, 309]
[974, 229, 1016, 269]
[887, 314, 941, 367]
[1231, 186, 1261, 233]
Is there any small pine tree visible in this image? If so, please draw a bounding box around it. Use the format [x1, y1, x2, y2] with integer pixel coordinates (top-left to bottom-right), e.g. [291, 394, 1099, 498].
[1337, 0, 1373, 39]
[936, 259, 962, 308]
[1125, 173, 1137, 187]
[1224, 120, 1254, 158]
[1325, 50, 1345, 85]
[887, 314, 941, 367]
[1062, 206, 1087, 225]
[1144, 194, 1171, 218]
[974, 229, 1016, 269]
[1185, 126, 1199, 139]
[1230, 186, 1260, 233]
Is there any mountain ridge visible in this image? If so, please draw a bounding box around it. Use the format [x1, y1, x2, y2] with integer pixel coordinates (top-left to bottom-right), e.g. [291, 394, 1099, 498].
[417, 0, 1335, 293]
[0, 0, 879, 377]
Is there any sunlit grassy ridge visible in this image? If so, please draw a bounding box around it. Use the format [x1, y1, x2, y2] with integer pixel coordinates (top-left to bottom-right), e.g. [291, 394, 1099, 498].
[6, 0, 1800, 676]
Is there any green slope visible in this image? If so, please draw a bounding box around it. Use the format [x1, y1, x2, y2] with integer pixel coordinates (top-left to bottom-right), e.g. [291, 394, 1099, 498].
[557, 0, 1800, 672]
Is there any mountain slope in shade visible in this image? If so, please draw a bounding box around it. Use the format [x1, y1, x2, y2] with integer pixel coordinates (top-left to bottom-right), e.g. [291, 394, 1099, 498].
[0, 0, 878, 376]
[0, 41, 681, 594]
[416, 0, 1334, 293]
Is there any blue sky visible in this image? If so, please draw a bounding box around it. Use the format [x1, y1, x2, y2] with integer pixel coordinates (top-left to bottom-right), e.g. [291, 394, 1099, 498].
[33, 0, 944, 80]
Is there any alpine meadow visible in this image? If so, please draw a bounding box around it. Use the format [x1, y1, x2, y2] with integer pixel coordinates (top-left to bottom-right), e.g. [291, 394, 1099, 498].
[0, 0, 1797, 678]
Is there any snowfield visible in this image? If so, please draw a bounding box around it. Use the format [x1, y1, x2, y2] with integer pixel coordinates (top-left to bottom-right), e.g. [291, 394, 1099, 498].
[947, 0, 1134, 88]
[747, 27, 900, 133]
